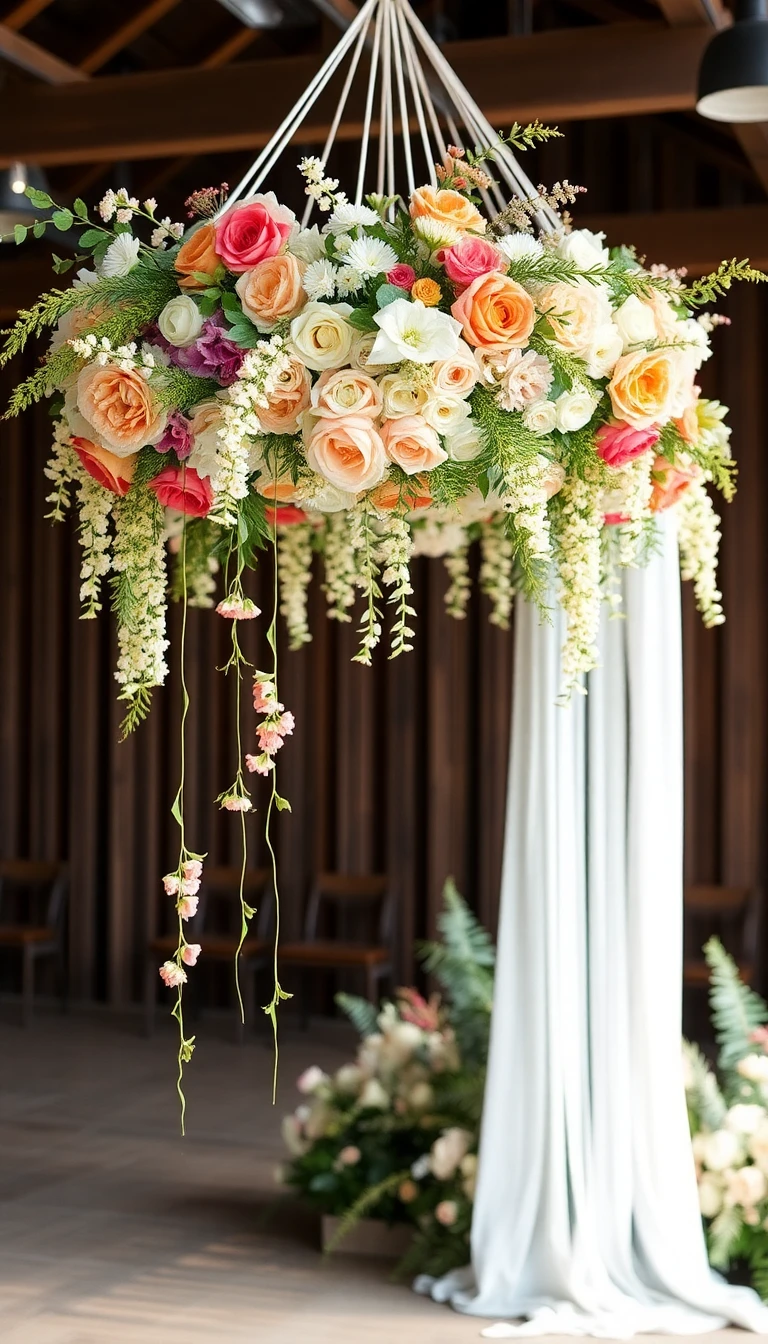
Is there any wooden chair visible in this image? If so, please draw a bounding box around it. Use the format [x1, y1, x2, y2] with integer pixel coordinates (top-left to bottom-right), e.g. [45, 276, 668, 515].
[144, 865, 274, 1040]
[683, 885, 759, 987]
[0, 859, 69, 1025]
[280, 873, 394, 1022]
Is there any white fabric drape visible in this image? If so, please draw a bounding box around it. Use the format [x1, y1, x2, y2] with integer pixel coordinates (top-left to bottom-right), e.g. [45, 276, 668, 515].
[425, 517, 768, 1337]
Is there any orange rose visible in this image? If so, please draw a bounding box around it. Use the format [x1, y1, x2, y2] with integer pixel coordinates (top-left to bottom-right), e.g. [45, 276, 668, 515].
[380, 416, 447, 476]
[409, 186, 486, 236]
[451, 274, 536, 351]
[258, 356, 311, 434]
[76, 364, 167, 455]
[235, 253, 306, 332]
[174, 222, 221, 292]
[411, 278, 442, 307]
[71, 437, 137, 496]
[257, 476, 302, 504]
[370, 475, 432, 511]
[649, 455, 700, 513]
[608, 349, 682, 430]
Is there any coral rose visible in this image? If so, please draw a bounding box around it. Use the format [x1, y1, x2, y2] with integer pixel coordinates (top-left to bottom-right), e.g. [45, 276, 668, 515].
[77, 363, 167, 456]
[235, 253, 306, 331]
[596, 422, 660, 468]
[174, 222, 221, 292]
[452, 273, 536, 351]
[148, 465, 213, 518]
[310, 368, 382, 420]
[649, 455, 700, 513]
[409, 185, 486, 235]
[71, 437, 137, 496]
[440, 235, 506, 290]
[305, 416, 388, 493]
[214, 193, 295, 273]
[258, 357, 311, 434]
[608, 349, 682, 430]
[380, 416, 447, 476]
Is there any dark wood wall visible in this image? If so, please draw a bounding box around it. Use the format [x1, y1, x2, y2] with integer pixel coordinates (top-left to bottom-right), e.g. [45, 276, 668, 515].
[1, 116, 767, 1006]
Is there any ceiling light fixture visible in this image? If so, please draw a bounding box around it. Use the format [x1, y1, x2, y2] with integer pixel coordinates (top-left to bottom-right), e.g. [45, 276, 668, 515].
[215, 0, 283, 27]
[697, 0, 768, 123]
[9, 161, 28, 195]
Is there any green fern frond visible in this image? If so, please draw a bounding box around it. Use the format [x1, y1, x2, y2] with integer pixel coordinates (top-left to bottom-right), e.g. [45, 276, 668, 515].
[683, 1039, 727, 1132]
[747, 1243, 768, 1302]
[684, 259, 767, 309]
[419, 879, 495, 1058]
[323, 1170, 410, 1255]
[705, 937, 768, 1073]
[707, 1205, 744, 1271]
[335, 992, 380, 1039]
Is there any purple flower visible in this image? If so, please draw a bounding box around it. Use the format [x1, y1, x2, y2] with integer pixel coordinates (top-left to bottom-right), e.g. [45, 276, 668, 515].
[174, 313, 245, 387]
[157, 411, 193, 459]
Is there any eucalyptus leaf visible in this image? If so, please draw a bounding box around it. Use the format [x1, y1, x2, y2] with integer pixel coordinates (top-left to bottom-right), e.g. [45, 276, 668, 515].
[73, 198, 88, 220]
[13, 224, 27, 244]
[52, 209, 74, 232]
[79, 228, 105, 249]
[25, 187, 54, 209]
[32, 220, 47, 239]
[376, 283, 405, 309]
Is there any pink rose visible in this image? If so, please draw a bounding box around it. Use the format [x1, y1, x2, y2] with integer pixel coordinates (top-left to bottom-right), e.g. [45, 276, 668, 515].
[387, 264, 416, 291]
[181, 943, 201, 967]
[435, 1200, 458, 1227]
[214, 193, 295, 273]
[380, 416, 447, 476]
[339, 1145, 361, 1166]
[596, 422, 660, 468]
[305, 415, 388, 493]
[159, 960, 187, 988]
[148, 465, 213, 518]
[440, 235, 506, 291]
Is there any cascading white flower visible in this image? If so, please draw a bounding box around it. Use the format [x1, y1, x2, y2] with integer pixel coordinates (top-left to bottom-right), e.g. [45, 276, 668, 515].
[369, 298, 462, 365]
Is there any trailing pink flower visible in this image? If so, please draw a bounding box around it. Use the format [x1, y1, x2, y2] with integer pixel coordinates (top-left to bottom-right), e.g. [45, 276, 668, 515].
[180, 876, 200, 896]
[216, 596, 261, 620]
[159, 960, 187, 988]
[177, 895, 199, 920]
[253, 678, 281, 713]
[182, 859, 203, 880]
[277, 711, 295, 737]
[245, 752, 274, 776]
[220, 792, 253, 813]
[181, 943, 202, 967]
[257, 724, 286, 755]
[163, 873, 180, 896]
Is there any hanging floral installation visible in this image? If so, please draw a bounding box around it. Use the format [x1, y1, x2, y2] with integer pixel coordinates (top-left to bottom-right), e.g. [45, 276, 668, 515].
[2, 110, 764, 1115]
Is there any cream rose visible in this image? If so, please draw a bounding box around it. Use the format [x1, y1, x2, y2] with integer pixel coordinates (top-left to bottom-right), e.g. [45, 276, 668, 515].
[187, 399, 225, 480]
[290, 300, 353, 371]
[585, 323, 624, 380]
[430, 1128, 473, 1181]
[613, 295, 657, 351]
[536, 280, 612, 358]
[349, 329, 392, 373]
[422, 391, 471, 435]
[380, 416, 447, 475]
[556, 227, 609, 271]
[555, 385, 598, 433]
[258, 357, 311, 434]
[379, 372, 429, 419]
[236, 253, 306, 332]
[432, 343, 479, 398]
[698, 1174, 724, 1219]
[693, 1128, 743, 1173]
[77, 363, 167, 456]
[305, 415, 387, 493]
[310, 368, 382, 420]
[444, 420, 484, 462]
[523, 400, 557, 436]
[724, 1165, 767, 1209]
[158, 295, 204, 348]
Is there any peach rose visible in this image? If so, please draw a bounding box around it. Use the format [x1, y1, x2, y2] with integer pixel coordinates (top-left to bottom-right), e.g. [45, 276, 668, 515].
[235, 253, 306, 332]
[71, 437, 137, 496]
[370, 475, 433, 511]
[380, 416, 447, 476]
[649, 455, 700, 513]
[674, 402, 700, 445]
[608, 348, 681, 430]
[536, 281, 611, 358]
[451, 273, 536, 351]
[174, 222, 221, 292]
[305, 416, 388, 493]
[432, 343, 479, 398]
[310, 368, 382, 420]
[258, 357, 311, 434]
[77, 363, 167, 456]
[257, 476, 302, 504]
[409, 186, 486, 236]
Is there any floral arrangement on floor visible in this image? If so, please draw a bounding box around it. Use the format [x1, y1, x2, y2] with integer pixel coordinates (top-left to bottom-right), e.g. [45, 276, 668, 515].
[2, 125, 762, 1113]
[686, 940, 768, 1299]
[280, 881, 492, 1277]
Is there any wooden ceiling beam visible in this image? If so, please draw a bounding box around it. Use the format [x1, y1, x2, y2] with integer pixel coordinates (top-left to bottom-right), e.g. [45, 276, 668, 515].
[79, 0, 183, 75]
[0, 21, 86, 81]
[2, 0, 56, 29]
[0, 24, 713, 166]
[201, 24, 260, 68]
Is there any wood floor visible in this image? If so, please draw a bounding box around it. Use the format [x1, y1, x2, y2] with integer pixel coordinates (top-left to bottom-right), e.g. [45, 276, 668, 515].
[0, 1009, 750, 1344]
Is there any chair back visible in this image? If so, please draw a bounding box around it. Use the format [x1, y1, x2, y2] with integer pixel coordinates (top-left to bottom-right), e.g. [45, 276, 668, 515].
[304, 873, 393, 946]
[0, 859, 69, 931]
[684, 884, 759, 976]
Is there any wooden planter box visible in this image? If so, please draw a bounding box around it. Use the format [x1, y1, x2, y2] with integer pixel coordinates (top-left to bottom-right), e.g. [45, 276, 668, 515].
[321, 1214, 413, 1258]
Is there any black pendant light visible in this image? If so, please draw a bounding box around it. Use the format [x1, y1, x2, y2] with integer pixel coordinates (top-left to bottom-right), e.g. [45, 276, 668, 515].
[697, 0, 768, 122]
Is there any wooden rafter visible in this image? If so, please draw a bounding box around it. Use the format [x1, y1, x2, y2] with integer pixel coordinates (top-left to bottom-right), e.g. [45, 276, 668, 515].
[79, 0, 183, 75]
[202, 24, 260, 68]
[2, 0, 55, 29]
[0, 21, 85, 81]
[0, 24, 713, 166]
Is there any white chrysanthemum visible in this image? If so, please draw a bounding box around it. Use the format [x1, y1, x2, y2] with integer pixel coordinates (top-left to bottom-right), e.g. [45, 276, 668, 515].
[291, 225, 327, 265]
[98, 233, 141, 278]
[325, 203, 380, 236]
[497, 233, 544, 264]
[344, 235, 398, 279]
[369, 298, 462, 365]
[411, 216, 461, 250]
[303, 258, 339, 301]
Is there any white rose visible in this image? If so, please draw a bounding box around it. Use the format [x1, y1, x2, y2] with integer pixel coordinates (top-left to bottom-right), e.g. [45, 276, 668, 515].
[555, 386, 598, 433]
[430, 1127, 473, 1180]
[281, 1113, 310, 1157]
[187, 400, 226, 482]
[680, 317, 712, 371]
[408, 1082, 434, 1111]
[585, 322, 623, 379]
[613, 295, 657, 351]
[523, 399, 557, 436]
[379, 371, 429, 419]
[557, 228, 610, 271]
[444, 420, 484, 462]
[727, 1105, 767, 1136]
[334, 1063, 365, 1095]
[296, 1065, 329, 1095]
[738, 1054, 768, 1085]
[349, 329, 392, 373]
[359, 1078, 389, 1110]
[422, 391, 471, 434]
[158, 295, 204, 348]
[693, 1128, 743, 1172]
[304, 1102, 334, 1140]
[724, 1164, 767, 1209]
[303, 481, 357, 514]
[289, 301, 354, 371]
[748, 1121, 768, 1173]
[698, 1173, 724, 1219]
[381, 1020, 423, 1067]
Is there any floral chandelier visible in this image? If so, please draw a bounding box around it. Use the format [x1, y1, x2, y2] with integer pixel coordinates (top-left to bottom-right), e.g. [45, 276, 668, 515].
[2, 0, 763, 1121]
